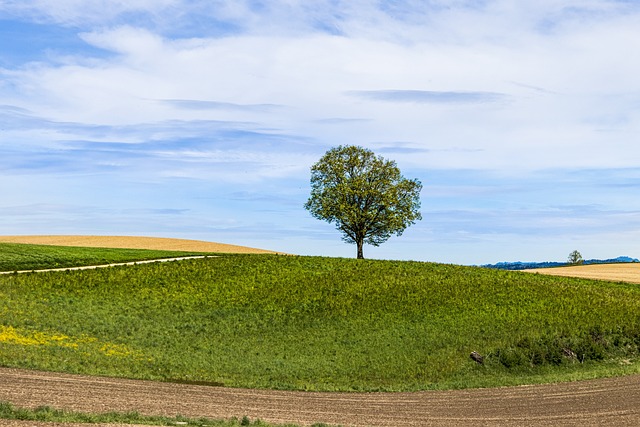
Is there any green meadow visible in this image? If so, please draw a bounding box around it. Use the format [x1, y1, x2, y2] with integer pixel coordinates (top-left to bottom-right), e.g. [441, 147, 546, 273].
[0, 242, 204, 272]
[2, 247, 640, 391]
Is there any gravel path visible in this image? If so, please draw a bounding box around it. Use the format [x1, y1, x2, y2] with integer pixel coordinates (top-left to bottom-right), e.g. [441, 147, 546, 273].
[2, 368, 640, 426]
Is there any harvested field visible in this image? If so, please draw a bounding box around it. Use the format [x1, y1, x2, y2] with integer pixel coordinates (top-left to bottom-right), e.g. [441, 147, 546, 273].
[524, 263, 640, 284]
[0, 235, 278, 255]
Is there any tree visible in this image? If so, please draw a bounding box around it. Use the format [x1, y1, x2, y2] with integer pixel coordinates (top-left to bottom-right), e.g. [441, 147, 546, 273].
[568, 250, 584, 265]
[304, 145, 422, 259]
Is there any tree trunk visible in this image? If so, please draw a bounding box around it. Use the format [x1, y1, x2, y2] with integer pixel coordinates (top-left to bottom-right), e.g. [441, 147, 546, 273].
[356, 239, 364, 259]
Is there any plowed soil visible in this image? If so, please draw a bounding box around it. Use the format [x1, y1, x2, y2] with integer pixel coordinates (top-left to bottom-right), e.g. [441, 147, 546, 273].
[0, 236, 278, 254]
[2, 368, 640, 426]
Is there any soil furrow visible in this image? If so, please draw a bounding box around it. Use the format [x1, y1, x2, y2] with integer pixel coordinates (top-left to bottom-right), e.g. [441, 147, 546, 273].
[2, 368, 640, 426]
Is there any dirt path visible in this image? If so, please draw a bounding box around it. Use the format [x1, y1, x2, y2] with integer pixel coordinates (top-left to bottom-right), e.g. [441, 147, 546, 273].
[2, 368, 640, 427]
[0, 256, 211, 275]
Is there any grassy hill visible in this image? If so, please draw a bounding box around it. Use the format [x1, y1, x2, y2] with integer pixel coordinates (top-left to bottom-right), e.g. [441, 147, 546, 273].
[0, 242, 205, 272]
[1, 252, 640, 391]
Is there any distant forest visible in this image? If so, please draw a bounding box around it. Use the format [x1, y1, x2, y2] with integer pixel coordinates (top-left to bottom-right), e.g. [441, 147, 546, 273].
[483, 256, 640, 271]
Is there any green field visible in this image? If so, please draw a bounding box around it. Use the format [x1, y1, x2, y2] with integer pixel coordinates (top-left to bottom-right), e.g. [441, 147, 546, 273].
[0, 242, 204, 272]
[2, 249, 640, 391]
[0, 401, 308, 427]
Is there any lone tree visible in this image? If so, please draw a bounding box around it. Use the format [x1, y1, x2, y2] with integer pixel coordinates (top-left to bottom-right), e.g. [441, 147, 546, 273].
[304, 145, 422, 259]
[568, 250, 584, 265]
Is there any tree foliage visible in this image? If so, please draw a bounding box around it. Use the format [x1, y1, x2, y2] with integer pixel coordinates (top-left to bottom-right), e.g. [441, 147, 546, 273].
[568, 250, 584, 265]
[304, 145, 422, 259]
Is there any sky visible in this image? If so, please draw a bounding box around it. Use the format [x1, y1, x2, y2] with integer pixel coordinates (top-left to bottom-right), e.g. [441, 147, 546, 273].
[1, 1, 640, 265]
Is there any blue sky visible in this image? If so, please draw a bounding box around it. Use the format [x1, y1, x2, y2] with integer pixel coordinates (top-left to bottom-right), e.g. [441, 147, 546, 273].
[1, 1, 640, 264]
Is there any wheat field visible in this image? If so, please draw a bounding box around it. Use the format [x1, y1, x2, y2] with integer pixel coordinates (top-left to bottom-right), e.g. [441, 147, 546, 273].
[0, 235, 278, 254]
[524, 263, 640, 284]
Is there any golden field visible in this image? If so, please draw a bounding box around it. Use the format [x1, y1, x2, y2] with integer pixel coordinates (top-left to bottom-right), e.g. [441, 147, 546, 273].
[0, 235, 279, 254]
[524, 263, 640, 284]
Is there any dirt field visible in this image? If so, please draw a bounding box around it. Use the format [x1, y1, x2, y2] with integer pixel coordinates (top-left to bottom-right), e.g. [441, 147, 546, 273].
[2, 367, 640, 427]
[523, 263, 640, 284]
[0, 235, 279, 255]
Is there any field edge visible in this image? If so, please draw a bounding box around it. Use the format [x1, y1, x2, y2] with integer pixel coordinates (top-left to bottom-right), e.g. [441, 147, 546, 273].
[0, 235, 281, 255]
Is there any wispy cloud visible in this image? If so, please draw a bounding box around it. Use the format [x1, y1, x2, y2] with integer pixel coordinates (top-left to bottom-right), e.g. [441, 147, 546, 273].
[2, 1, 640, 262]
[3, 1, 639, 40]
[161, 99, 280, 112]
[349, 90, 508, 104]
[314, 118, 371, 124]
[376, 144, 485, 155]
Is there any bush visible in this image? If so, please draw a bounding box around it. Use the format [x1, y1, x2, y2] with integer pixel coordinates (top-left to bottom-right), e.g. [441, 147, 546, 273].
[492, 326, 640, 368]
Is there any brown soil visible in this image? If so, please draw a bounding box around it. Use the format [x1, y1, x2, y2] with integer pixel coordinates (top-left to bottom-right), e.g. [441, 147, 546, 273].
[0, 235, 279, 255]
[523, 263, 640, 284]
[2, 368, 640, 427]
[0, 424, 148, 427]
[0, 423, 147, 427]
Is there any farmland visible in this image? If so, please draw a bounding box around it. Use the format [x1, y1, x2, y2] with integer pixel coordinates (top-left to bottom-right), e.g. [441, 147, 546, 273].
[0, 235, 278, 255]
[0, 241, 205, 272]
[2, 247, 640, 392]
[526, 263, 640, 284]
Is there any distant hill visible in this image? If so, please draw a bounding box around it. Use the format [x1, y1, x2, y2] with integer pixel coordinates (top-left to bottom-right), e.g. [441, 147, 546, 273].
[483, 256, 640, 270]
[0, 235, 279, 254]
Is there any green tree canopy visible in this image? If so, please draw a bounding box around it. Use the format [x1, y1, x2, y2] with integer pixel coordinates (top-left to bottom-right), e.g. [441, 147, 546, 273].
[568, 250, 584, 265]
[304, 145, 422, 259]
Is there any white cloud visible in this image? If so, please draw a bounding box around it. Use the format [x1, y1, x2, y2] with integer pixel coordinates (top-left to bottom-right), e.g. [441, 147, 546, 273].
[80, 26, 164, 56]
[2, 1, 640, 261]
[0, 0, 177, 26]
[4, 11, 640, 173]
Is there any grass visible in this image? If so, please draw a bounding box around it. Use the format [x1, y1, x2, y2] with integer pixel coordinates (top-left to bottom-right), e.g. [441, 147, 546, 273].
[0, 242, 205, 272]
[1, 252, 640, 391]
[0, 401, 327, 427]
